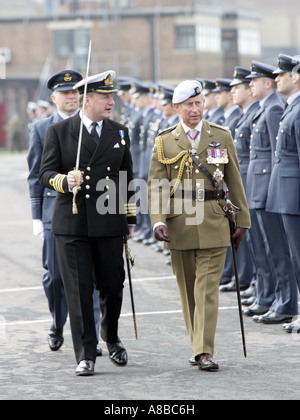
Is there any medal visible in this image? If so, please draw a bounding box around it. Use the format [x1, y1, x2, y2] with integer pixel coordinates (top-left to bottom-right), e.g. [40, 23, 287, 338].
[213, 168, 224, 183]
[119, 130, 126, 145]
[206, 148, 228, 165]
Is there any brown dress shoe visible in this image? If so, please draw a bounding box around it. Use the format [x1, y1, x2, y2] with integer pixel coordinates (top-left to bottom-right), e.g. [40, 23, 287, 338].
[198, 353, 219, 371]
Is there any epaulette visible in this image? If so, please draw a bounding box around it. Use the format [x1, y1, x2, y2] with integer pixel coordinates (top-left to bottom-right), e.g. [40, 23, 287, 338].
[208, 122, 229, 132]
[158, 124, 178, 137]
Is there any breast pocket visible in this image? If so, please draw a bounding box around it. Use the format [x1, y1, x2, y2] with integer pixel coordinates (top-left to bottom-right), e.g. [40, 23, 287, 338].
[278, 124, 293, 150]
[252, 165, 271, 202]
[253, 123, 269, 149]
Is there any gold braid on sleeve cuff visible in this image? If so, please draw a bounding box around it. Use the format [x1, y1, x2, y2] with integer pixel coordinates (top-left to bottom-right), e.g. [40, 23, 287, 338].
[124, 203, 136, 217]
[49, 174, 67, 193]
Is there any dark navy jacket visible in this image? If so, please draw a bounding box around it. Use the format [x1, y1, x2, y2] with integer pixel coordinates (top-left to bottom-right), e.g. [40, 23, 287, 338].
[27, 113, 63, 228]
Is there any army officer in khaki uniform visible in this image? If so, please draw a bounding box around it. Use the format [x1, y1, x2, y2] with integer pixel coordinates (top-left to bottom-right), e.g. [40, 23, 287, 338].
[148, 80, 250, 371]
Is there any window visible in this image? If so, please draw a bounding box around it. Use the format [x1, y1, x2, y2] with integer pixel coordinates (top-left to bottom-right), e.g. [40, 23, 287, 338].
[176, 25, 196, 50]
[196, 26, 221, 52]
[238, 29, 261, 56]
[53, 29, 89, 58]
[222, 29, 238, 54]
[176, 25, 221, 53]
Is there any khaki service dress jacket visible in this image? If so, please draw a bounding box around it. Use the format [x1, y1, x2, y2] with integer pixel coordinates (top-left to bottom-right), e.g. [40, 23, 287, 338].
[148, 120, 251, 250]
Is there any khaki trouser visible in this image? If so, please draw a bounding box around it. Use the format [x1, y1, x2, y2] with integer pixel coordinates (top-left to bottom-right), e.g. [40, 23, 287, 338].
[171, 247, 227, 357]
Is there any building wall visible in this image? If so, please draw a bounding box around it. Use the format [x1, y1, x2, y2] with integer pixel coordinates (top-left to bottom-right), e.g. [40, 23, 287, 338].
[2, 0, 295, 148]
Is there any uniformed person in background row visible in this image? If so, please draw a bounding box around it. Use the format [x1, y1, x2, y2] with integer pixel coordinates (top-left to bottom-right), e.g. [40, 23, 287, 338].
[148, 80, 250, 371]
[39, 71, 136, 376]
[117, 77, 135, 127]
[219, 67, 258, 294]
[213, 78, 243, 288]
[27, 70, 101, 355]
[198, 79, 225, 125]
[245, 61, 298, 324]
[266, 54, 300, 333]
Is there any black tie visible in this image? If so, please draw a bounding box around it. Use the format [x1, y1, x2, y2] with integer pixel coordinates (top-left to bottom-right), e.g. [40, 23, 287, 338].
[91, 122, 99, 144]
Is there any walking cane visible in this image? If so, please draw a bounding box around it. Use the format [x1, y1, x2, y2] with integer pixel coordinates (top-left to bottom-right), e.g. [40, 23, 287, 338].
[124, 236, 138, 340]
[230, 220, 247, 358]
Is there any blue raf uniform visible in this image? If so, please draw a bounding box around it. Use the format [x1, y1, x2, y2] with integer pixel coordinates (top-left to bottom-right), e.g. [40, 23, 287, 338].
[117, 77, 136, 127]
[220, 67, 258, 293]
[27, 70, 101, 351]
[213, 78, 243, 285]
[245, 61, 297, 323]
[266, 54, 300, 310]
[213, 78, 242, 135]
[198, 79, 225, 125]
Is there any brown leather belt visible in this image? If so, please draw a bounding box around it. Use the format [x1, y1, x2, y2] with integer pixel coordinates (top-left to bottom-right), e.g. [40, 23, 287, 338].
[172, 189, 225, 202]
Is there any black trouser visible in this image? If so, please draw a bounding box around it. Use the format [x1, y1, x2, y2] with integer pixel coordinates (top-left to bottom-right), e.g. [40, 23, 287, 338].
[55, 235, 125, 363]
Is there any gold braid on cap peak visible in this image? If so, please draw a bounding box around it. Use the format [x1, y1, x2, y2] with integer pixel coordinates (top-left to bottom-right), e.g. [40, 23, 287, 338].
[156, 136, 189, 197]
[50, 174, 67, 193]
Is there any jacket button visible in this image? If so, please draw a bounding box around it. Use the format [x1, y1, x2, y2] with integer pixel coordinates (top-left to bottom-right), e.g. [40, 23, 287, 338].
[86, 175, 90, 180]
[107, 167, 111, 172]
[87, 167, 91, 171]
[86, 185, 90, 190]
[86, 194, 90, 199]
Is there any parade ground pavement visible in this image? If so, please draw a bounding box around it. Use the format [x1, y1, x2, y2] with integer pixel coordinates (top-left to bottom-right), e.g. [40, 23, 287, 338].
[0, 153, 299, 402]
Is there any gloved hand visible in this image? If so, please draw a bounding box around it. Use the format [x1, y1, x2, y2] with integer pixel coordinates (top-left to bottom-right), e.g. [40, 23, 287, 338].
[32, 219, 44, 240]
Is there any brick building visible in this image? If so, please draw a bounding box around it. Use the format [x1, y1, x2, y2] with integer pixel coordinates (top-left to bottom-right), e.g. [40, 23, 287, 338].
[0, 0, 299, 148]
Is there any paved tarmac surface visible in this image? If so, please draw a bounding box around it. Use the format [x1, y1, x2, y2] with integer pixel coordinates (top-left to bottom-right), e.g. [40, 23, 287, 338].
[0, 153, 299, 402]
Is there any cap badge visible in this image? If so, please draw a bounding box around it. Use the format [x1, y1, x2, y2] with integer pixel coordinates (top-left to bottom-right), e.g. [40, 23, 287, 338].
[105, 75, 113, 86]
[64, 73, 72, 82]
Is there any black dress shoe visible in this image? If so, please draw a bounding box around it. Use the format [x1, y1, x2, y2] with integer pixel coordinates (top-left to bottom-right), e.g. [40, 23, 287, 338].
[198, 353, 219, 371]
[75, 360, 95, 376]
[241, 296, 256, 306]
[243, 304, 269, 317]
[219, 276, 232, 285]
[254, 311, 294, 324]
[48, 324, 64, 351]
[107, 339, 128, 366]
[220, 280, 248, 292]
[189, 355, 198, 366]
[241, 285, 256, 299]
[96, 346, 103, 357]
[282, 319, 300, 333]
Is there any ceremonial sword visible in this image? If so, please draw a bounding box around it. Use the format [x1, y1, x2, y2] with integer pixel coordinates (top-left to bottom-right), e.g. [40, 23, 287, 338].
[72, 40, 92, 214]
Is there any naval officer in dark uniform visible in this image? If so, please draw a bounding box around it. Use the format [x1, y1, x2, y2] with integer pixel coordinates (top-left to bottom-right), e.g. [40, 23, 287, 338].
[246, 61, 297, 323]
[39, 71, 136, 376]
[266, 54, 300, 332]
[27, 70, 101, 354]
